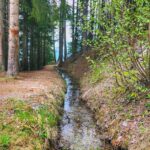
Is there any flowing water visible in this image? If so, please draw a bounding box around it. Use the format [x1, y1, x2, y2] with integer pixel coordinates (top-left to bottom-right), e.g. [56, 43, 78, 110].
[58, 71, 112, 150]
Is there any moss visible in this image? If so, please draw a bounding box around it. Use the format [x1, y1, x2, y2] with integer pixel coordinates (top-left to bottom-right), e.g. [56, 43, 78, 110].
[0, 97, 64, 149]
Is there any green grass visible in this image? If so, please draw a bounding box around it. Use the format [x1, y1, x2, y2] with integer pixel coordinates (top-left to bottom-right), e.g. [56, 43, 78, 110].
[145, 102, 150, 110]
[0, 134, 10, 147]
[0, 98, 62, 149]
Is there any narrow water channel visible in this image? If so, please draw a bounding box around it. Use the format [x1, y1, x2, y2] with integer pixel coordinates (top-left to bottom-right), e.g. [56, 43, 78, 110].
[58, 71, 112, 150]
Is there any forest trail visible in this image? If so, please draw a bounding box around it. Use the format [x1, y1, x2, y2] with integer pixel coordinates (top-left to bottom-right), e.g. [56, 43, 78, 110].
[0, 65, 63, 101]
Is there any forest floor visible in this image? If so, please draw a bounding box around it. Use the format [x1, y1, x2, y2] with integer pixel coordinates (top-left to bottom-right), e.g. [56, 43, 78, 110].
[0, 65, 65, 150]
[63, 51, 150, 150]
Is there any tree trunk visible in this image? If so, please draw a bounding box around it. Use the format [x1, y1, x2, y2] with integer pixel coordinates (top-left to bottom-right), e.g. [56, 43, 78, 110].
[22, 14, 28, 71]
[74, 0, 79, 52]
[58, 0, 64, 66]
[64, 0, 67, 61]
[58, 22, 63, 66]
[52, 29, 56, 63]
[82, 0, 89, 51]
[64, 20, 67, 60]
[30, 26, 34, 70]
[88, 0, 94, 41]
[72, 0, 75, 54]
[37, 32, 41, 69]
[42, 34, 45, 66]
[3, 0, 9, 70]
[7, 0, 19, 76]
[148, 23, 150, 80]
[0, 0, 4, 70]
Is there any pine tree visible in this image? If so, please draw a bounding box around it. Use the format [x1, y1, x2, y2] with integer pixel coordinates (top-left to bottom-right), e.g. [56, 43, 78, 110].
[0, 0, 4, 70]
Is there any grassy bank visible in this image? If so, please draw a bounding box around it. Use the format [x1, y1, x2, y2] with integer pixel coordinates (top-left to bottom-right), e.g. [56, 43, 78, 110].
[0, 66, 65, 150]
[63, 52, 150, 150]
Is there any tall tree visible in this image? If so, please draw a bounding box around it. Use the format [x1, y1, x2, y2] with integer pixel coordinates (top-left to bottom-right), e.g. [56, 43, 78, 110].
[7, 0, 19, 76]
[58, 0, 65, 66]
[0, 0, 4, 70]
[64, 20, 67, 61]
[20, 0, 29, 71]
[3, 0, 9, 70]
[81, 0, 89, 51]
[74, 0, 79, 52]
[72, 0, 75, 54]
[63, 0, 67, 61]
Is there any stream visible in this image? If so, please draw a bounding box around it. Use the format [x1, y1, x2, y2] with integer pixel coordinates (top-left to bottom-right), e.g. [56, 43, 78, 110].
[58, 71, 113, 150]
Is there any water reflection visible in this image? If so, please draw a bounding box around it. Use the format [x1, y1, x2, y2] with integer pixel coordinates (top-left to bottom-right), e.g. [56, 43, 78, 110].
[59, 71, 103, 150]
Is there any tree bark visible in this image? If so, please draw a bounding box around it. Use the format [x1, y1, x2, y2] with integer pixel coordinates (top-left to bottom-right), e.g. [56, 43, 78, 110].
[148, 23, 150, 81]
[72, 0, 75, 54]
[88, 0, 94, 41]
[52, 29, 56, 63]
[7, 0, 19, 76]
[22, 14, 28, 71]
[64, 20, 67, 60]
[58, 0, 64, 66]
[0, 0, 4, 70]
[82, 0, 89, 51]
[74, 0, 79, 52]
[64, 0, 67, 61]
[30, 26, 34, 70]
[3, 0, 9, 70]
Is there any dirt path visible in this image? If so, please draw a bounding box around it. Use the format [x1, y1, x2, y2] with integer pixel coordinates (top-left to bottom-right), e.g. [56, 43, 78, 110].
[0, 65, 64, 101]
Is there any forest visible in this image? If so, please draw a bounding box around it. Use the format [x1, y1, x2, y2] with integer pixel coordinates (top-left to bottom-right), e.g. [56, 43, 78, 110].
[0, 0, 150, 150]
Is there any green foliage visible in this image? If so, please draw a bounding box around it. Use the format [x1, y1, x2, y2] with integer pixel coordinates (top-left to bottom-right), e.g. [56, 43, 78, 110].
[15, 109, 36, 124]
[83, 0, 150, 100]
[146, 94, 150, 99]
[19, 0, 58, 70]
[0, 134, 10, 147]
[145, 102, 150, 110]
[37, 105, 59, 128]
[31, 0, 51, 27]
[0, 99, 61, 149]
[139, 124, 149, 134]
[86, 57, 107, 84]
[127, 92, 138, 101]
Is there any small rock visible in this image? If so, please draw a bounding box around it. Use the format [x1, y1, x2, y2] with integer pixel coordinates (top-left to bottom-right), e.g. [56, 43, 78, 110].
[122, 121, 128, 127]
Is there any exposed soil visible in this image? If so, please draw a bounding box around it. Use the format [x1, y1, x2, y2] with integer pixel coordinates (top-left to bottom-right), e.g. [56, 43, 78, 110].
[62, 51, 150, 150]
[0, 65, 64, 101]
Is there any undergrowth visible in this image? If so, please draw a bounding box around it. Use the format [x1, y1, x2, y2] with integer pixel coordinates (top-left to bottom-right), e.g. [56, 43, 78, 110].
[86, 54, 150, 103]
[86, 56, 110, 84]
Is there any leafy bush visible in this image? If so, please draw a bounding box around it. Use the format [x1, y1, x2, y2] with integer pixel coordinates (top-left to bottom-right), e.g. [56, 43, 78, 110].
[84, 0, 150, 101]
[145, 102, 150, 110]
[86, 57, 109, 84]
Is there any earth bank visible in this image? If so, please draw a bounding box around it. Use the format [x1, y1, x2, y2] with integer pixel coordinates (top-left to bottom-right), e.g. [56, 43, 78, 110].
[0, 65, 65, 150]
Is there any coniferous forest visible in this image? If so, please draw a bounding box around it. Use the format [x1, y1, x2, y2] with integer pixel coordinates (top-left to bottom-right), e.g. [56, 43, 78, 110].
[0, 0, 150, 150]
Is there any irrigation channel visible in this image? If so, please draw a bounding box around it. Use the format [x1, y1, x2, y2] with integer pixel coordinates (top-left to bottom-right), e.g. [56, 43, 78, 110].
[57, 70, 113, 150]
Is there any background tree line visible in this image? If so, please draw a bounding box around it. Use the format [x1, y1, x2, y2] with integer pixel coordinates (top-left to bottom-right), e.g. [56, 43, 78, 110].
[0, 0, 58, 76]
